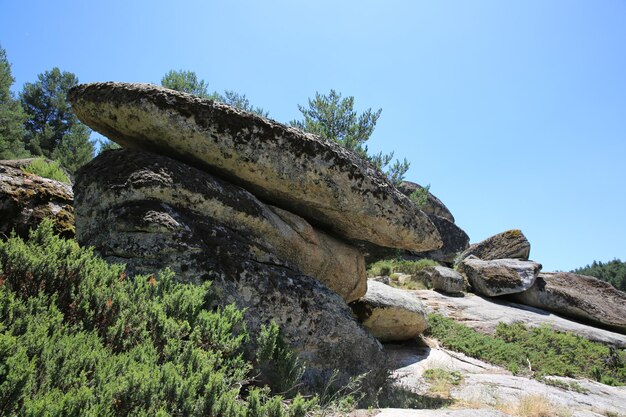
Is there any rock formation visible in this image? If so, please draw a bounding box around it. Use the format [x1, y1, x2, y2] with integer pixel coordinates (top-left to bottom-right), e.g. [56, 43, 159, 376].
[457, 229, 530, 263]
[351, 280, 429, 342]
[68, 82, 442, 252]
[457, 255, 542, 297]
[75, 149, 366, 302]
[511, 272, 626, 333]
[0, 159, 74, 239]
[75, 149, 387, 390]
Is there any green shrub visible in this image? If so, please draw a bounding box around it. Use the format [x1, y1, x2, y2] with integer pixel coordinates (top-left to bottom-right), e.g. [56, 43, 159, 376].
[409, 185, 430, 207]
[0, 219, 319, 416]
[367, 259, 439, 277]
[21, 158, 70, 183]
[427, 314, 626, 385]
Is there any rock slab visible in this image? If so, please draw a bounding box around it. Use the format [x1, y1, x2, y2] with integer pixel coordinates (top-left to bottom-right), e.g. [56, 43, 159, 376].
[457, 229, 530, 262]
[74, 149, 387, 390]
[68, 82, 442, 252]
[0, 159, 74, 239]
[351, 280, 428, 342]
[457, 256, 541, 297]
[511, 272, 626, 334]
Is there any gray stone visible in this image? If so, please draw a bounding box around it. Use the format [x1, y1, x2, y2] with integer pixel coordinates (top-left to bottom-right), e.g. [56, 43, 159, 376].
[457, 229, 530, 263]
[0, 158, 74, 239]
[415, 215, 469, 264]
[75, 149, 366, 302]
[458, 256, 541, 297]
[415, 266, 466, 294]
[351, 280, 428, 342]
[74, 149, 387, 391]
[511, 272, 626, 334]
[68, 82, 442, 252]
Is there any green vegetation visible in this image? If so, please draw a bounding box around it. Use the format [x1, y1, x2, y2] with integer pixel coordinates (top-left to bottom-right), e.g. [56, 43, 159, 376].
[0, 45, 28, 160]
[291, 89, 409, 185]
[422, 369, 463, 399]
[409, 186, 431, 207]
[573, 259, 626, 291]
[161, 70, 269, 117]
[0, 220, 322, 416]
[20, 67, 94, 173]
[427, 314, 626, 385]
[367, 258, 439, 277]
[22, 158, 70, 183]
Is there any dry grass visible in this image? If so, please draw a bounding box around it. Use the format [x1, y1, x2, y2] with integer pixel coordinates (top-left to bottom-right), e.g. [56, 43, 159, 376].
[498, 394, 572, 417]
[423, 368, 463, 399]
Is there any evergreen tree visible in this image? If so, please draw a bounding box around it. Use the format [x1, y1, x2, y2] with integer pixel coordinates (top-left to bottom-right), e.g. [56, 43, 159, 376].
[291, 90, 409, 185]
[573, 259, 626, 291]
[19, 67, 94, 173]
[160, 69, 268, 117]
[0, 45, 28, 159]
[161, 69, 215, 99]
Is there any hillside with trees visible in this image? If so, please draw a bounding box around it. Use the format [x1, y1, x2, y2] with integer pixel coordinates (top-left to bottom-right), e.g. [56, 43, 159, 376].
[572, 259, 626, 291]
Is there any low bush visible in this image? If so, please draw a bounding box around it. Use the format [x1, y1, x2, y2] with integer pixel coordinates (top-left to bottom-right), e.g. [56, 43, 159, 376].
[427, 314, 626, 385]
[0, 219, 318, 416]
[21, 158, 70, 183]
[367, 259, 439, 277]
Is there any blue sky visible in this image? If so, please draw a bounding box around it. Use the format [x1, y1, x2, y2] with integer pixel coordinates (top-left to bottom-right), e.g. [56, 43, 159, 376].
[2, 0, 625, 271]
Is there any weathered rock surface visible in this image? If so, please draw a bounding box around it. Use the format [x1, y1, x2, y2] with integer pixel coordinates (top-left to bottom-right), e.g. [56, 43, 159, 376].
[511, 272, 626, 334]
[0, 159, 74, 238]
[414, 289, 626, 347]
[74, 149, 387, 389]
[371, 410, 510, 417]
[414, 266, 466, 294]
[396, 181, 455, 223]
[351, 280, 428, 342]
[457, 256, 541, 297]
[414, 215, 469, 264]
[76, 149, 366, 301]
[457, 229, 530, 262]
[385, 342, 626, 417]
[68, 82, 442, 252]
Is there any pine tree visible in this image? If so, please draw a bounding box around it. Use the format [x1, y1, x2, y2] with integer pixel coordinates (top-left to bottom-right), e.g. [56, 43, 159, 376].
[291, 90, 409, 185]
[0, 45, 28, 159]
[20, 67, 94, 173]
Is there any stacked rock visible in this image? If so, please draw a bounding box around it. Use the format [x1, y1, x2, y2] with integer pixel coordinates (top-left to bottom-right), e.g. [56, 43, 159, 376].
[69, 82, 443, 390]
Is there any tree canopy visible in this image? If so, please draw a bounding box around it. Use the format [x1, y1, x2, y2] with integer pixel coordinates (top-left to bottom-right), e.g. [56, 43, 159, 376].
[572, 259, 626, 291]
[291, 90, 409, 185]
[0, 45, 28, 159]
[19, 67, 94, 173]
[160, 70, 269, 117]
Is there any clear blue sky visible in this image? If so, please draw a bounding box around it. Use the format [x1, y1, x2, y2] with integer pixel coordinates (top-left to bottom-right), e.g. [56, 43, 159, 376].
[2, 0, 625, 271]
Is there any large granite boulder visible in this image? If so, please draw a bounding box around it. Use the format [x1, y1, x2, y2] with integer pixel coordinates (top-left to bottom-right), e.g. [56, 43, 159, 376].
[414, 266, 466, 294]
[74, 150, 387, 391]
[0, 159, 74, 239]
[397, 181, 454, 223]
[511, 272, 626, 334]
[457, 229, 530, 263]
[351, 280, 428, 342]
[76, 149, 366, 302]
[457, 256, 541, 297]
[68, 82, 442, 252]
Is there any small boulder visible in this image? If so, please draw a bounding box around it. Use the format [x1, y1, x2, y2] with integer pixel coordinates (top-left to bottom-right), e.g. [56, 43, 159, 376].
[0, 159, 74, 239]
[68, 82, 442, 252]
[511, 272, 626, 334]
[351, 280, 428, 342]
[415, 266, 466, 294]
[457, 256, 542, 297]
[457, 229, 530, 263]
